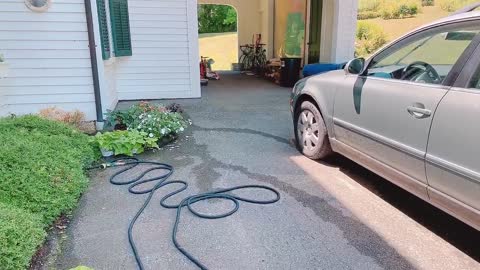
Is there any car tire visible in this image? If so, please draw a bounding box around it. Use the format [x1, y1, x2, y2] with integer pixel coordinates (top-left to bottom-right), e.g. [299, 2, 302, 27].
[294, 101, 332, 160]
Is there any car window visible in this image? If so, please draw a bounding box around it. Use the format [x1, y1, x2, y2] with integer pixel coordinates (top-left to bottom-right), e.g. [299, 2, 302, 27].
[470, 66, 480, 89]
[367, 22, 480, 85]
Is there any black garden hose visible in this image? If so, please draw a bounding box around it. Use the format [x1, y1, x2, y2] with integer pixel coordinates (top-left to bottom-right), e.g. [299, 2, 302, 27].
[88, 158, 280, 270]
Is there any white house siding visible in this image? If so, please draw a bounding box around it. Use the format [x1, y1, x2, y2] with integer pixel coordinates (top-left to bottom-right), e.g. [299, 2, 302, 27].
[0, 0, 97, 120]
[114, 0, 200, 100]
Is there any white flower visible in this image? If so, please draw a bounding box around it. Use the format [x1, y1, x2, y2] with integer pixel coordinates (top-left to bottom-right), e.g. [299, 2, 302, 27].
[160, 128, 166, 135]
[138, 125, 141, 129]
[149, 133, 154, 138]
[179, 127, 184, 132]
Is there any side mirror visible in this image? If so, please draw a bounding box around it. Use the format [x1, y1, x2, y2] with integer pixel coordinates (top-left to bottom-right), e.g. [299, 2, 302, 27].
[344, 58, 365, 75]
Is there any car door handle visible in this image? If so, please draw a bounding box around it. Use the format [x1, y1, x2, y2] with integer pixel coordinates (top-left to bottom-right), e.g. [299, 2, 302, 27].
[407, 105, 432, 119]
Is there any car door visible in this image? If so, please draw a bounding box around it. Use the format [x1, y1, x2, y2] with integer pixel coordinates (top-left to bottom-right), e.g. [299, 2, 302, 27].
[333, 21, 480, 199]
[425, 37, 480, 230]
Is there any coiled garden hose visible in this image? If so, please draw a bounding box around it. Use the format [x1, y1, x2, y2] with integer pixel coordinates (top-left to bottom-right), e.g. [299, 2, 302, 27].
[88, 158, 281, 270]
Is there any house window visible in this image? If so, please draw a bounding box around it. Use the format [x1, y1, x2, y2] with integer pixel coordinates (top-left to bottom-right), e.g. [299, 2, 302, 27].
[109, 0, 133, 57]
[97, 0, 111, 60]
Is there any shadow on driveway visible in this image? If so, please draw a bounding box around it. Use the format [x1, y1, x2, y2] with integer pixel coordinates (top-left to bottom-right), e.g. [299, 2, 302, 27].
[318, 155, 480, 262]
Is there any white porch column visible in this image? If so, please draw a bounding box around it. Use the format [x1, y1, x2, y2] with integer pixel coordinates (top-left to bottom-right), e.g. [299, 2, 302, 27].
[320, 0, 358, 63]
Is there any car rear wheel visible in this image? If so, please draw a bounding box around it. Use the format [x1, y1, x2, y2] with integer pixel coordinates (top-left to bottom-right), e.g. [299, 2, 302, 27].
[294, 101, 332, 160]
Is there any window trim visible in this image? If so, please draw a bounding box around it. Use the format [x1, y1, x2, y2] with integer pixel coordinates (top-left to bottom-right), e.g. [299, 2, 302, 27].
[452, 37, 480, 89]
[361, 19, 480, 87]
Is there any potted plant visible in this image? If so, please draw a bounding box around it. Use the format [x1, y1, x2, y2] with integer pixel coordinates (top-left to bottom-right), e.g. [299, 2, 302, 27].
[0, 54, 9, 79]
[94, 132, 116, 157]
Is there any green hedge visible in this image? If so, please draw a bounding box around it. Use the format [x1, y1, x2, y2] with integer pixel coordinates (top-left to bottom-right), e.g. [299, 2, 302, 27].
[0, 204, 46, 270]
[355, 21, 388, 57]
[438, 0, 479, 11]
[358, 0, 421, 20]
[0, 115, 98, 269]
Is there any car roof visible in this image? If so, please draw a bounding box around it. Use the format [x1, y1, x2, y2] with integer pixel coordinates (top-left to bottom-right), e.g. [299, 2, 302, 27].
[418, 11, 480, 30]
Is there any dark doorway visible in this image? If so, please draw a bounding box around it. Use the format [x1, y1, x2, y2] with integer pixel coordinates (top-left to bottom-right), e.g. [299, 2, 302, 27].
[307, 0, 322, 64]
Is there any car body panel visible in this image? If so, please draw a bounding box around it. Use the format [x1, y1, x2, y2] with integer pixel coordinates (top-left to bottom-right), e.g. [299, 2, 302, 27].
[292, 70, 345, 136]
[333, 75, 448, 186]
[425, 87, 480, 230]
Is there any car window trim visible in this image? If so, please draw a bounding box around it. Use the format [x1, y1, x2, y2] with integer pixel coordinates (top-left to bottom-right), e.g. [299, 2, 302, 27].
[362, 18, 480, 87]
[350, 74, 451, 90]
[452, 37, 480, 88]
[444, 33, 480, 87]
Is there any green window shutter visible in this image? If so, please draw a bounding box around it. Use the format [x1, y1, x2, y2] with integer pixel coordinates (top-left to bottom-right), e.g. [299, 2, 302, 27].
[97, 0, 111, 60]
[109, 0, 133, 57]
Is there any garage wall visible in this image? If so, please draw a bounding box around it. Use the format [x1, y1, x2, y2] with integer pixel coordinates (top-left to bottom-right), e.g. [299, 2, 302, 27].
[114, 0, 200, 100]
[0, 0, 97, 120]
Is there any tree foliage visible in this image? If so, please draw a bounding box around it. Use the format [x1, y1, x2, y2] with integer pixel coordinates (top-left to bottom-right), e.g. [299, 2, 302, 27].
[198, 4, 237, 34]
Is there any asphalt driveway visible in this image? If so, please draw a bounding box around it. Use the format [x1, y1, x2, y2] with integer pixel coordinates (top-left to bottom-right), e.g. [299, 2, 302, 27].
[55, 73, 480, 270]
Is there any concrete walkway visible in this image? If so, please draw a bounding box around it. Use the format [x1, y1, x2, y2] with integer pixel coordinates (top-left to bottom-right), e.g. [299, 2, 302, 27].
[56, 73, 479, 270]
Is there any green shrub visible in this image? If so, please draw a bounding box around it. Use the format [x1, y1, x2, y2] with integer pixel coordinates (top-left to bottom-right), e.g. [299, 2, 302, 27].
[358, 10, 382, 20]
[355, 21, 388, 57]
[422, 0, 435, 6]
[0, 115, 98, 269]
[437, 0, 478, 11]
[359, 0, 383, 12]
[358, 0, 383, 19]
[0, 115, 98, 225]
[94, 130, 159, 156]
[381, 0, 421, 19]
[0, 203, 46, 270]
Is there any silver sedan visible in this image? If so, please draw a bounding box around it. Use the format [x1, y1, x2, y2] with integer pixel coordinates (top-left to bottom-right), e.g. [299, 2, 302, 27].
[290, 10, 480, 231]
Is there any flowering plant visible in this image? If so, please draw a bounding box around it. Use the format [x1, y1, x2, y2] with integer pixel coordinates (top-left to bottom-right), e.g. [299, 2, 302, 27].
[105, 101, 189, 139]
[128, 110, 187, 139]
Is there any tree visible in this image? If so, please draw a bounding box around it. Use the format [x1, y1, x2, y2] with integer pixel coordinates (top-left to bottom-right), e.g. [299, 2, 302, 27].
[198, 4, 237, 34]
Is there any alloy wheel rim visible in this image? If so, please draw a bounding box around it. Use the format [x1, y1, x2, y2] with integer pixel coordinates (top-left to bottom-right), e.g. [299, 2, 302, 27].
[297, 110, 323, 151]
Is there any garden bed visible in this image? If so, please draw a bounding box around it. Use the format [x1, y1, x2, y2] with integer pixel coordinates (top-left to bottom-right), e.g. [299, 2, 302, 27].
[0, 103, 189, 269]
[0, 116, 98, 270]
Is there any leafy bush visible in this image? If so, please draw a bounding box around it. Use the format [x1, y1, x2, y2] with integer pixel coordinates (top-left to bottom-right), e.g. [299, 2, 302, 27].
[198, 4, 237, 34]
[381, 0, 420, 19]
[437, 0, 478, 11]
[355, 21, 388, 57]
[0, 116, 97, 224]
[0, 115, 98, 269]
[94, 130, 158, 156]
[358, 0, 424, 19]
[358, 0, 383, 19]
[358, 11, 381, 20]
[0, 204, 46, 270]
[422, 0, 435, 6]
[359, 0, 383, 12]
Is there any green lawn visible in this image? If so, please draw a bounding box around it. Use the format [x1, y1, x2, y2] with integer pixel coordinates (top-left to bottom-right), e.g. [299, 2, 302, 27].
[361, 5, 450, 42]
[199, 32, 238, 71]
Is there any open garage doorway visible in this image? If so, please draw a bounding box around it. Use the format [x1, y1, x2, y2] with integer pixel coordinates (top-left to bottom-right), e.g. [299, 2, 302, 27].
[198, 4, 239, 71]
